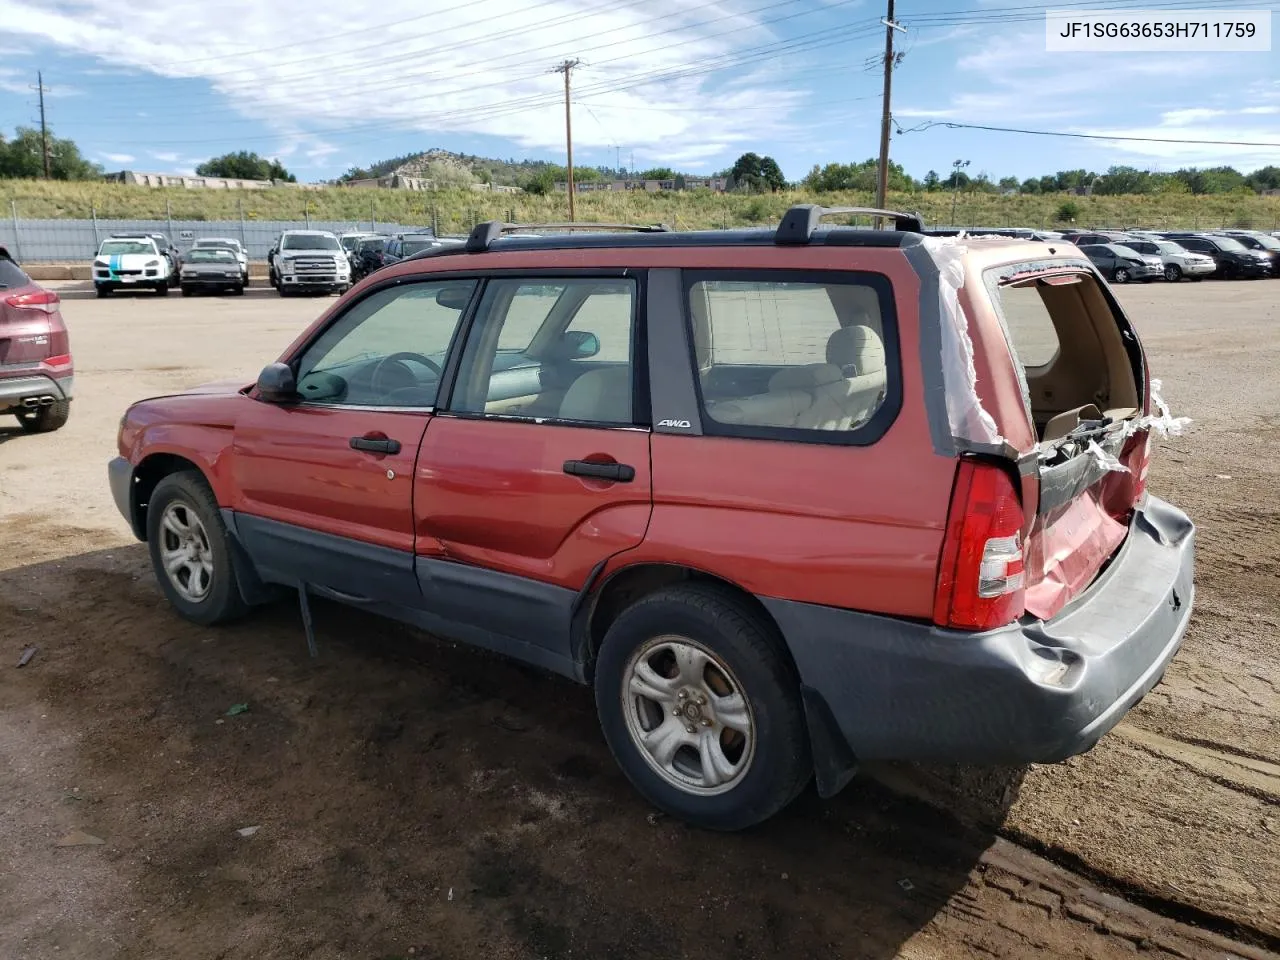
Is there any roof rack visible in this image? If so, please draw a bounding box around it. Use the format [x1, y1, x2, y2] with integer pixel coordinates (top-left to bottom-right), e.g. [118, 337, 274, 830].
[465, 220, 671, 253]
[774, 205, 924, 245]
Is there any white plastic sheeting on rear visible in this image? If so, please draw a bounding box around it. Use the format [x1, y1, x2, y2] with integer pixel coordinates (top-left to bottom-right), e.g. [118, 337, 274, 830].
[921, 236, 1004, 449]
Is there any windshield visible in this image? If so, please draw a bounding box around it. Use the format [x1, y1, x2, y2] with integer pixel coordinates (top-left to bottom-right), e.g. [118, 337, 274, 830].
[99, 240, 155, 256]
[188, 249, 236, 262]
[1214, 236, 1247, 252]
[1155, 241, 1185, 254]
[282, 234, 341, 251]
[341, 236, 364, 251]
[401, 240, 438, 255]
[358, 239, 386, 253]
[1250, 234, 1280, 250]
[194, 239, 239, 251]
[1111, 244, 1142, 258]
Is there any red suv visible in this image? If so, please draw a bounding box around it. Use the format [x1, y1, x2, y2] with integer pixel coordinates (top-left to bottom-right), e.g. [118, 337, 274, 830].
[1, 246, 73, 433]
[108, 208, 1195, 829]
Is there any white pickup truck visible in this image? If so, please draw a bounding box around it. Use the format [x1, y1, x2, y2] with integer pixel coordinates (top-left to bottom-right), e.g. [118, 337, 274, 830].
[267, 230, 351, 297]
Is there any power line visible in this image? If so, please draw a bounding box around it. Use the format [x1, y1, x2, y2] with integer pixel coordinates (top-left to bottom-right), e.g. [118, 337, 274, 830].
[901, 120, 1280, 148]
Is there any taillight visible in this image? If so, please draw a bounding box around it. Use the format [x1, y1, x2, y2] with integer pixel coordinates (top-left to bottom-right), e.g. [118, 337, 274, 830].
[933, 460, 1027, 631]
[5, 289, 60, 314]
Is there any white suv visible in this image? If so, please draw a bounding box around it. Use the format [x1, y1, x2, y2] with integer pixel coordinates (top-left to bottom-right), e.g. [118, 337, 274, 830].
[268, 230, 351, 296]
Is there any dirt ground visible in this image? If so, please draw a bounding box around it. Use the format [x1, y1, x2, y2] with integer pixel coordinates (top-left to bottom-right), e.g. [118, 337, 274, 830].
[1, 280, 1277, 960]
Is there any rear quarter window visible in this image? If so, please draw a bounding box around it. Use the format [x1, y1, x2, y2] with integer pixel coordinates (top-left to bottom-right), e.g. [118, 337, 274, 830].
[684, 271, 900, 444]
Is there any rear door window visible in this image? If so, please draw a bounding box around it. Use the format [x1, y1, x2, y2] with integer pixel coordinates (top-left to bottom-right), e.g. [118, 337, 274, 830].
[685, 271, 899, 444]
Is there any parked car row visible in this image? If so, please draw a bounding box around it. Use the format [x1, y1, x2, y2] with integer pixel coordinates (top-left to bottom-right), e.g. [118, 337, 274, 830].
[1059, 229, 1277, 282]
[345, 231, 464, 282]
[91, 233, 251, 297]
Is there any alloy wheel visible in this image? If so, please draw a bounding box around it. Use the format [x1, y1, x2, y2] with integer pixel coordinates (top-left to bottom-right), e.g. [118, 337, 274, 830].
[621, 635, 756, 796]
[158, 502, 214, 602]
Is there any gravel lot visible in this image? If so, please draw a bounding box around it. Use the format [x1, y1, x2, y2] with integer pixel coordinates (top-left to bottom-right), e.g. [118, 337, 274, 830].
[1, 280, 1277, 960]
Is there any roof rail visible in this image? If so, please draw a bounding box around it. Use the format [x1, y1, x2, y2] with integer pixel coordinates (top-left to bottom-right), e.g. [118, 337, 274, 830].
[465, 220, 671, 253]
[774, 205, 924, 244]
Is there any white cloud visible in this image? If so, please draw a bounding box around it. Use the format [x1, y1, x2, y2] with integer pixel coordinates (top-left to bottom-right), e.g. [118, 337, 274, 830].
[0, 0, 815, 169]
[149, 150, 179, 162]
[1242, 105, 1280, 116]
[1161, 108, 1226, 126]
[101, 152, 135, 163]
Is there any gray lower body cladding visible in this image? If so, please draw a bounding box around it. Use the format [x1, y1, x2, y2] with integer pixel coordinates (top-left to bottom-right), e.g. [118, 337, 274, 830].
[0, 373, 72, 413]
[766, 495, 1194, 766]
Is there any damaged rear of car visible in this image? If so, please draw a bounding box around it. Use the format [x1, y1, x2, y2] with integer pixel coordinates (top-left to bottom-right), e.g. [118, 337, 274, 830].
[918, 239, 1195, 761]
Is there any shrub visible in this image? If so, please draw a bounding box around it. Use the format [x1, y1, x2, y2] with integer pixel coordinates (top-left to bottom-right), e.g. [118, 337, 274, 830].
[1054, 200, 1081, 222]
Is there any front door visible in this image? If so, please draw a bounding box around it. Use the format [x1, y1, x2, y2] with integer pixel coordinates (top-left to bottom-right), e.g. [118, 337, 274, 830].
[231, 278, 478, 604]
[414, 275, 652, 657]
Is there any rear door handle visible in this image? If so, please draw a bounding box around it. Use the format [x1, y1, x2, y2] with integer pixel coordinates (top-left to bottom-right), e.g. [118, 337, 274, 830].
[350, 436, 401, 454]
[563, 459, 635, 482]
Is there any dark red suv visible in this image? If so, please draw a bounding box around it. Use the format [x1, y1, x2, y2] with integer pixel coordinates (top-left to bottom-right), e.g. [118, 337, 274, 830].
[109, 208, 1195, 829]
[1, 246, 73, 433]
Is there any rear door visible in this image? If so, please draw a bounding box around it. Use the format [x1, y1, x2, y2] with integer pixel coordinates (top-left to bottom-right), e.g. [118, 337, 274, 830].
[414, 274, 651, 660]
[231, 277, 478, 604]
[981, 264, 1150, 619]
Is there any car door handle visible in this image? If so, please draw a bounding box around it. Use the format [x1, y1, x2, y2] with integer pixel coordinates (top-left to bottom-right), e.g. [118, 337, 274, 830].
[563, 459, 635, 482]
[350, 436, 401, 454]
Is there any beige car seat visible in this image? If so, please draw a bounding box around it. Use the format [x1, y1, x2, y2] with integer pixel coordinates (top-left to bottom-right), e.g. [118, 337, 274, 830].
[558, 368, 632, 424]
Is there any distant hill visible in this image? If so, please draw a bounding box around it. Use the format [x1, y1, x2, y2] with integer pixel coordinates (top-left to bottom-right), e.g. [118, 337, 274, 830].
[338, 149, 628, 187]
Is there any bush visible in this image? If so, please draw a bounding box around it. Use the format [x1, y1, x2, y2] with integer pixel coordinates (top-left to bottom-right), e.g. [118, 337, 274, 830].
[1054, 200, 1081, 222]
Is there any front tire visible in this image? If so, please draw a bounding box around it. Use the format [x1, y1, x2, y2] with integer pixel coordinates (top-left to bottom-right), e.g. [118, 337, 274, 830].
[594, 584, 811, 831]
[181, 286, 193, 296]
[16, 399, 70, 433]
[1164, 264, 1182, 282]
[156, 283, 169, 296]
[146, 471, 248, 625]
[1112, 267, 1130, 284]
[96, 286, 111, 298]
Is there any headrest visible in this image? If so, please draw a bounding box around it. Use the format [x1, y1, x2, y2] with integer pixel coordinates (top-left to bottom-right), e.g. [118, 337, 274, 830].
[826, 325, 885, 376]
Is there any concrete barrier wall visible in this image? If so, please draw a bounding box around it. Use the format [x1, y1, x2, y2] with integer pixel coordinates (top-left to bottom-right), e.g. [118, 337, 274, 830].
[0, 219, 420, 262]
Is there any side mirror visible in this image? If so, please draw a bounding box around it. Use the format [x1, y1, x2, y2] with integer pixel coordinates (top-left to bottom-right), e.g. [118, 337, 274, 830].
[563, 330, 600, 359]
[256, 362, 298, 403]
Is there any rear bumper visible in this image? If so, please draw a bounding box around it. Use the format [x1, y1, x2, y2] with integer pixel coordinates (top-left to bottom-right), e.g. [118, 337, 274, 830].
[0, 373, 72, 411]
[766, 496, 1194, 770]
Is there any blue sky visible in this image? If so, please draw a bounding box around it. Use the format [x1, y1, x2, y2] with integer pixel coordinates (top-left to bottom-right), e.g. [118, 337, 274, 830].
[1, 0, 1277, 183]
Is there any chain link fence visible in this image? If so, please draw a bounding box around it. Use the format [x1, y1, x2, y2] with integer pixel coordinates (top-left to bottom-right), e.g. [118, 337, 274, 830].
[0, 214, 426, 262]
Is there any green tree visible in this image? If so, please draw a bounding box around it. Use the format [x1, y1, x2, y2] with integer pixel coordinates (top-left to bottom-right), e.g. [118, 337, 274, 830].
[1019, 178, 1041, 194]
[0, 126, 102, 180]
[1054, 200, 1081, 222]
[196, 150, 296, 182]
[757, 156, 786, 191]
[637, 167, 677, 180]
[1245, 165, 1280, 191]
[923, 170, 941, 191]
[1094, 166, 1153, 195]
[998, 176, 1019, 192]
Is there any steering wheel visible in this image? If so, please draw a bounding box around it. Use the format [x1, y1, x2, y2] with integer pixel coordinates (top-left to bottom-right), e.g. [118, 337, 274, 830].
[369, 352, 443, 396]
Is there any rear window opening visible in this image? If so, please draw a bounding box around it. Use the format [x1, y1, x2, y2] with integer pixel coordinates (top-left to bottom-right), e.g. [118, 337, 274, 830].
[986, 269, 1142, 445]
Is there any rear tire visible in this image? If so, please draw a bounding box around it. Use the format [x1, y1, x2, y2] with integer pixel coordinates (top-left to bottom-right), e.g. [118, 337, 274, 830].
[16, 399, 70, 433]
[594, 584, 811, 831]
[145, 471, 248, 626]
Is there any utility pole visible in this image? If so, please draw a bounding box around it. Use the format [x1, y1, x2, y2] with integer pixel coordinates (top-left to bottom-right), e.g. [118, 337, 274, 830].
[875, 3, 906, 215]
[950, 159, 970, 225]
[33, 71, 51, 179]
[553, 59, 582, 221]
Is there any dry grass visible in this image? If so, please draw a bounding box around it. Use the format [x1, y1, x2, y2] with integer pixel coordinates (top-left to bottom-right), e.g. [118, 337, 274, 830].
[3, 178, 1279, 231]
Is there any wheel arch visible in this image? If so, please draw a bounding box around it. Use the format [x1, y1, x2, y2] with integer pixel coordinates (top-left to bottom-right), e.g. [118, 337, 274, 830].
[129, 452, 207, 541]
[576, 562, 795, 684]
